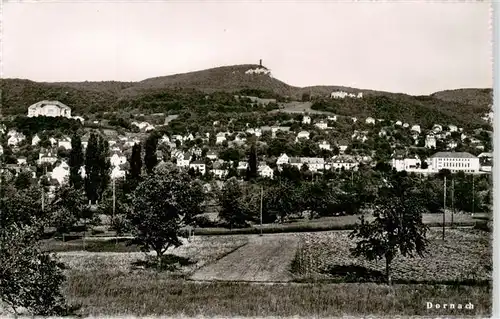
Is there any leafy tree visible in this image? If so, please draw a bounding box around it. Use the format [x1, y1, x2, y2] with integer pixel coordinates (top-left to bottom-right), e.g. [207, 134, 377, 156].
[127, 163, 205, 268]
[264, 179, 303, 223]
[0, 224, 73, 316]
[14, 170, 34, 189]
[219, 177, 258, 228]
[349, 173, 429, 284]
[0, 179, 74, 316]
[68, 133, 84, 189]
[50, 185, 95, 239]
[301, 92, 311, 102]
[302, 180, 339, 219]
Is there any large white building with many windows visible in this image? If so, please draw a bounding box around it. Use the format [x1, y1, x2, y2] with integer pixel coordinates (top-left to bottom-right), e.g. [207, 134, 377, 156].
[429, 152, 480, 173]
[28, 101, 72, 118]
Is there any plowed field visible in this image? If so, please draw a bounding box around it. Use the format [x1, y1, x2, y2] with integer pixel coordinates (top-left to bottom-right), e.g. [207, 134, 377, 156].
[190, 234, 299, 282]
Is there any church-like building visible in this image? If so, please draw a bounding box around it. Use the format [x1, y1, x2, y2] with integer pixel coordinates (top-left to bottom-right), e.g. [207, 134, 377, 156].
[28, 100, 72, 118]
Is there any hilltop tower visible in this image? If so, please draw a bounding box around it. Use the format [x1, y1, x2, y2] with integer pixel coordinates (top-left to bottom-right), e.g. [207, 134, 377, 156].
[259, 59, 262, 67]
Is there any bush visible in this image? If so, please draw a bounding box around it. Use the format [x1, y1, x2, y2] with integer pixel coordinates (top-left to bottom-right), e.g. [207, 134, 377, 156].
[192, 215, 219, 228]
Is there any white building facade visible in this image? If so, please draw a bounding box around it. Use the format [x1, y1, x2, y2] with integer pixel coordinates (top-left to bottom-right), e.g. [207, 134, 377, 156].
[429, 152, 480, 173]
[28, 101, 72, 118]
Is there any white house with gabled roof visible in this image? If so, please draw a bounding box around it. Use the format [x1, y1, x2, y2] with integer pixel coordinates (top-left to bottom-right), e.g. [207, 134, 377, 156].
[258, 164, 274, 179]
[177, 153, 192, 167]
[276, 153, 289, 166]
[425, 134, 436, 149]
[331, 155, 359, 170]
[315, 121, 328, 130]
[32, 134, 41, 146]
[211, 160, 228, 179]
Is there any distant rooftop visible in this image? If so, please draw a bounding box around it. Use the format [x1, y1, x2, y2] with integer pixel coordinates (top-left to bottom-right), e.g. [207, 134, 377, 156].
[430, 152, 476, 159]
[28, 100, 71, 110]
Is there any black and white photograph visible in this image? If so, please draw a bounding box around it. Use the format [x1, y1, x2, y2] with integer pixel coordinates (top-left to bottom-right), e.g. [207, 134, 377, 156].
[0, 1, 495, 317]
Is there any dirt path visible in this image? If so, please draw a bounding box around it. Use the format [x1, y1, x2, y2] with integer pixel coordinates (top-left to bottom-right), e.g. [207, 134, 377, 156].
[190, 234, 299, 282]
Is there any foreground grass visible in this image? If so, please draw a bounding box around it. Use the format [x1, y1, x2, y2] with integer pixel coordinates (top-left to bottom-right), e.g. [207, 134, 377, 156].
[64, 270, 491, 317]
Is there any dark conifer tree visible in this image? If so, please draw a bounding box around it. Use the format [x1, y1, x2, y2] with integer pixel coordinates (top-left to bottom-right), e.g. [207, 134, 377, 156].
[246, 143, 258, 180]
[127, 143, 142, 191]
[97, 135, 111, 202]
[68, 133, 84, 189]
[144, 134, 159, 174]
[84, 133, 99, 204]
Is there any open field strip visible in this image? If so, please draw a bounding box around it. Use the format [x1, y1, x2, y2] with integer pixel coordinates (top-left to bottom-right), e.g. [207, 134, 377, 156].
[56, 235, 249, 276]
[42, 213, 483, 243]
[292, 228, 492, 284]
[190, 234, 299, 282]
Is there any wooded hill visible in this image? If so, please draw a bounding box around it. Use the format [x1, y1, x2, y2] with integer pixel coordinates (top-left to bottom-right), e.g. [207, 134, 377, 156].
[0, 64, 492, 129]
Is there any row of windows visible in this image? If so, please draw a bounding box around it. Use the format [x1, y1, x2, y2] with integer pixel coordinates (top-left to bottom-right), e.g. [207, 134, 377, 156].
[438, 158, 470, 162]
[440, 162, 471, 168]
[449, 169, 476, 173]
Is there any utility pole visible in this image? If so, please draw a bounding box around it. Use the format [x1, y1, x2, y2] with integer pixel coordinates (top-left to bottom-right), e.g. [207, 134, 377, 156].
[442, 176, 446, 240]
[259, 185, 263, 236]
[451, 178, 455, 228]
[112, 177, 117, 245]
[112, 177, 116, 219]
[472, 174, 475, 215]
[42, 165, 47, 213]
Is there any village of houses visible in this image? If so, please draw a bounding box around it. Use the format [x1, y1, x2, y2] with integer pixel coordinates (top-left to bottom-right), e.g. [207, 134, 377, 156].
[0, 98, 493, 199]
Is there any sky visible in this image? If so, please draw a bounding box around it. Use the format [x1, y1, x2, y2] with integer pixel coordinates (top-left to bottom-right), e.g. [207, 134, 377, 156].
[2, 1, 493, 95]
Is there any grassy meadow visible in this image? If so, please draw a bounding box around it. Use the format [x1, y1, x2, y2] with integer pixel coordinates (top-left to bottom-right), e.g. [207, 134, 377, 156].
[45, 227, 493, 317]
[65, 272, 491, 317]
